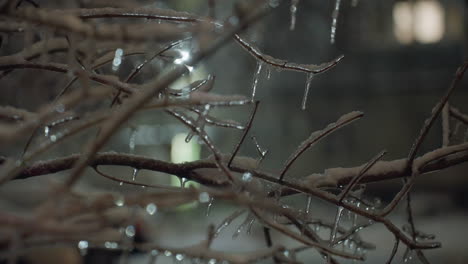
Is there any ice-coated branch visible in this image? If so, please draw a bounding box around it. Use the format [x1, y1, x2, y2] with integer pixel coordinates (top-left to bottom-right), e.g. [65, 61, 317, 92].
[279, 111, 363, 180]
[234, 34, 344, 74]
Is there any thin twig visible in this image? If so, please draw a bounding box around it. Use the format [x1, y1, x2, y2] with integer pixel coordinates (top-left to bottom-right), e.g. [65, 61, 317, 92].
[228, 101, 260, 167]
[338, 150, 387, 202]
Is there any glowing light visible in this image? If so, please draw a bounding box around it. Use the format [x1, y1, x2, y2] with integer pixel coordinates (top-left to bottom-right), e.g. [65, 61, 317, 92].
[393, 0, 444, 44]
[393, 2, 414, 44]
[414, 0, 444, 43]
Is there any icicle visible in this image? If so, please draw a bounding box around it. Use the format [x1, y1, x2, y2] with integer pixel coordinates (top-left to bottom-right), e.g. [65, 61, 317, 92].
[330, 0, 342, 44]
[44, 126, 50, 137]
[403, 249, 414, 263]
[206, 197, 214, 216]
[112, 48, 124, 71]
[232, 214, 255, 239]
[266, 66, 271, 80]
[251, 136, 268, 161]
[289, 0, 299, 31]
[215, 221, 230, 237]
[246, 218, 255, 235]
[132, 168, 139, 181]
[148, 250, 159, 264]
[185, 132, 194, 143]
[301, 73, 314, 110]
[305, 196, 312, 214]
[187, 105, 211, 143]
[251, 62, 263, 99]
[180, 177, 187, 188]
[129, 129, 137, 153]
[330, 206, 344, 244]
[77, 240, 89, 256]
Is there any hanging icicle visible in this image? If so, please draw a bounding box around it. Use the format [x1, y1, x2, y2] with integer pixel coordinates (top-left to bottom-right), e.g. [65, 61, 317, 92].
[112, 48, 124, 71]
[301, 73, 314, 110]
[290, 0, 299, 31]
[132, 168, 139, 181]
[330, 0, 342, 44]
[330, 206, 344, 244]
[251, 62, 264, 99]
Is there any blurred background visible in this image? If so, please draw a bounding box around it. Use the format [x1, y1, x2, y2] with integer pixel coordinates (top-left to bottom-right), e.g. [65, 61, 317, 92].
[1, 0, 468, 263]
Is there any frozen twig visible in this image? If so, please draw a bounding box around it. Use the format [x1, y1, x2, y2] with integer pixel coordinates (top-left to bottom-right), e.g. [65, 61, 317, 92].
[279, 111, 363, 180]
[228, 101, 260, 167]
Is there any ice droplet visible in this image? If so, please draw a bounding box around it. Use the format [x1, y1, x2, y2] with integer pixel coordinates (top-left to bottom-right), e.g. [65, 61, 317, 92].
[351, 0, 359, 7]
[330, 206, 344, 244]
[198, 192, 210, 203]
[208, 259, 217, 264]
[251, 62, 263, 99]
[104, 241, 119, 249]
[290, 0, 299, 31]
[114, 195, 125, 207]
[146, 203, 158, 215]
[301, 73, 314, 110]
[175, 253, 184, 261]
[269, 0, 280, 8]
[55, 104, 65, 113]
[50, 135, 57, 142]
[242, 172, 252, 182]
[44, 126, 50, 137]
[330, 0, 342, 44]
[164, 250, 172, 257]
[132, 168, 139, 181]
[77, 240, 88, 255]
[112, 48, 124, 71]
[125, 225, 136, 237]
